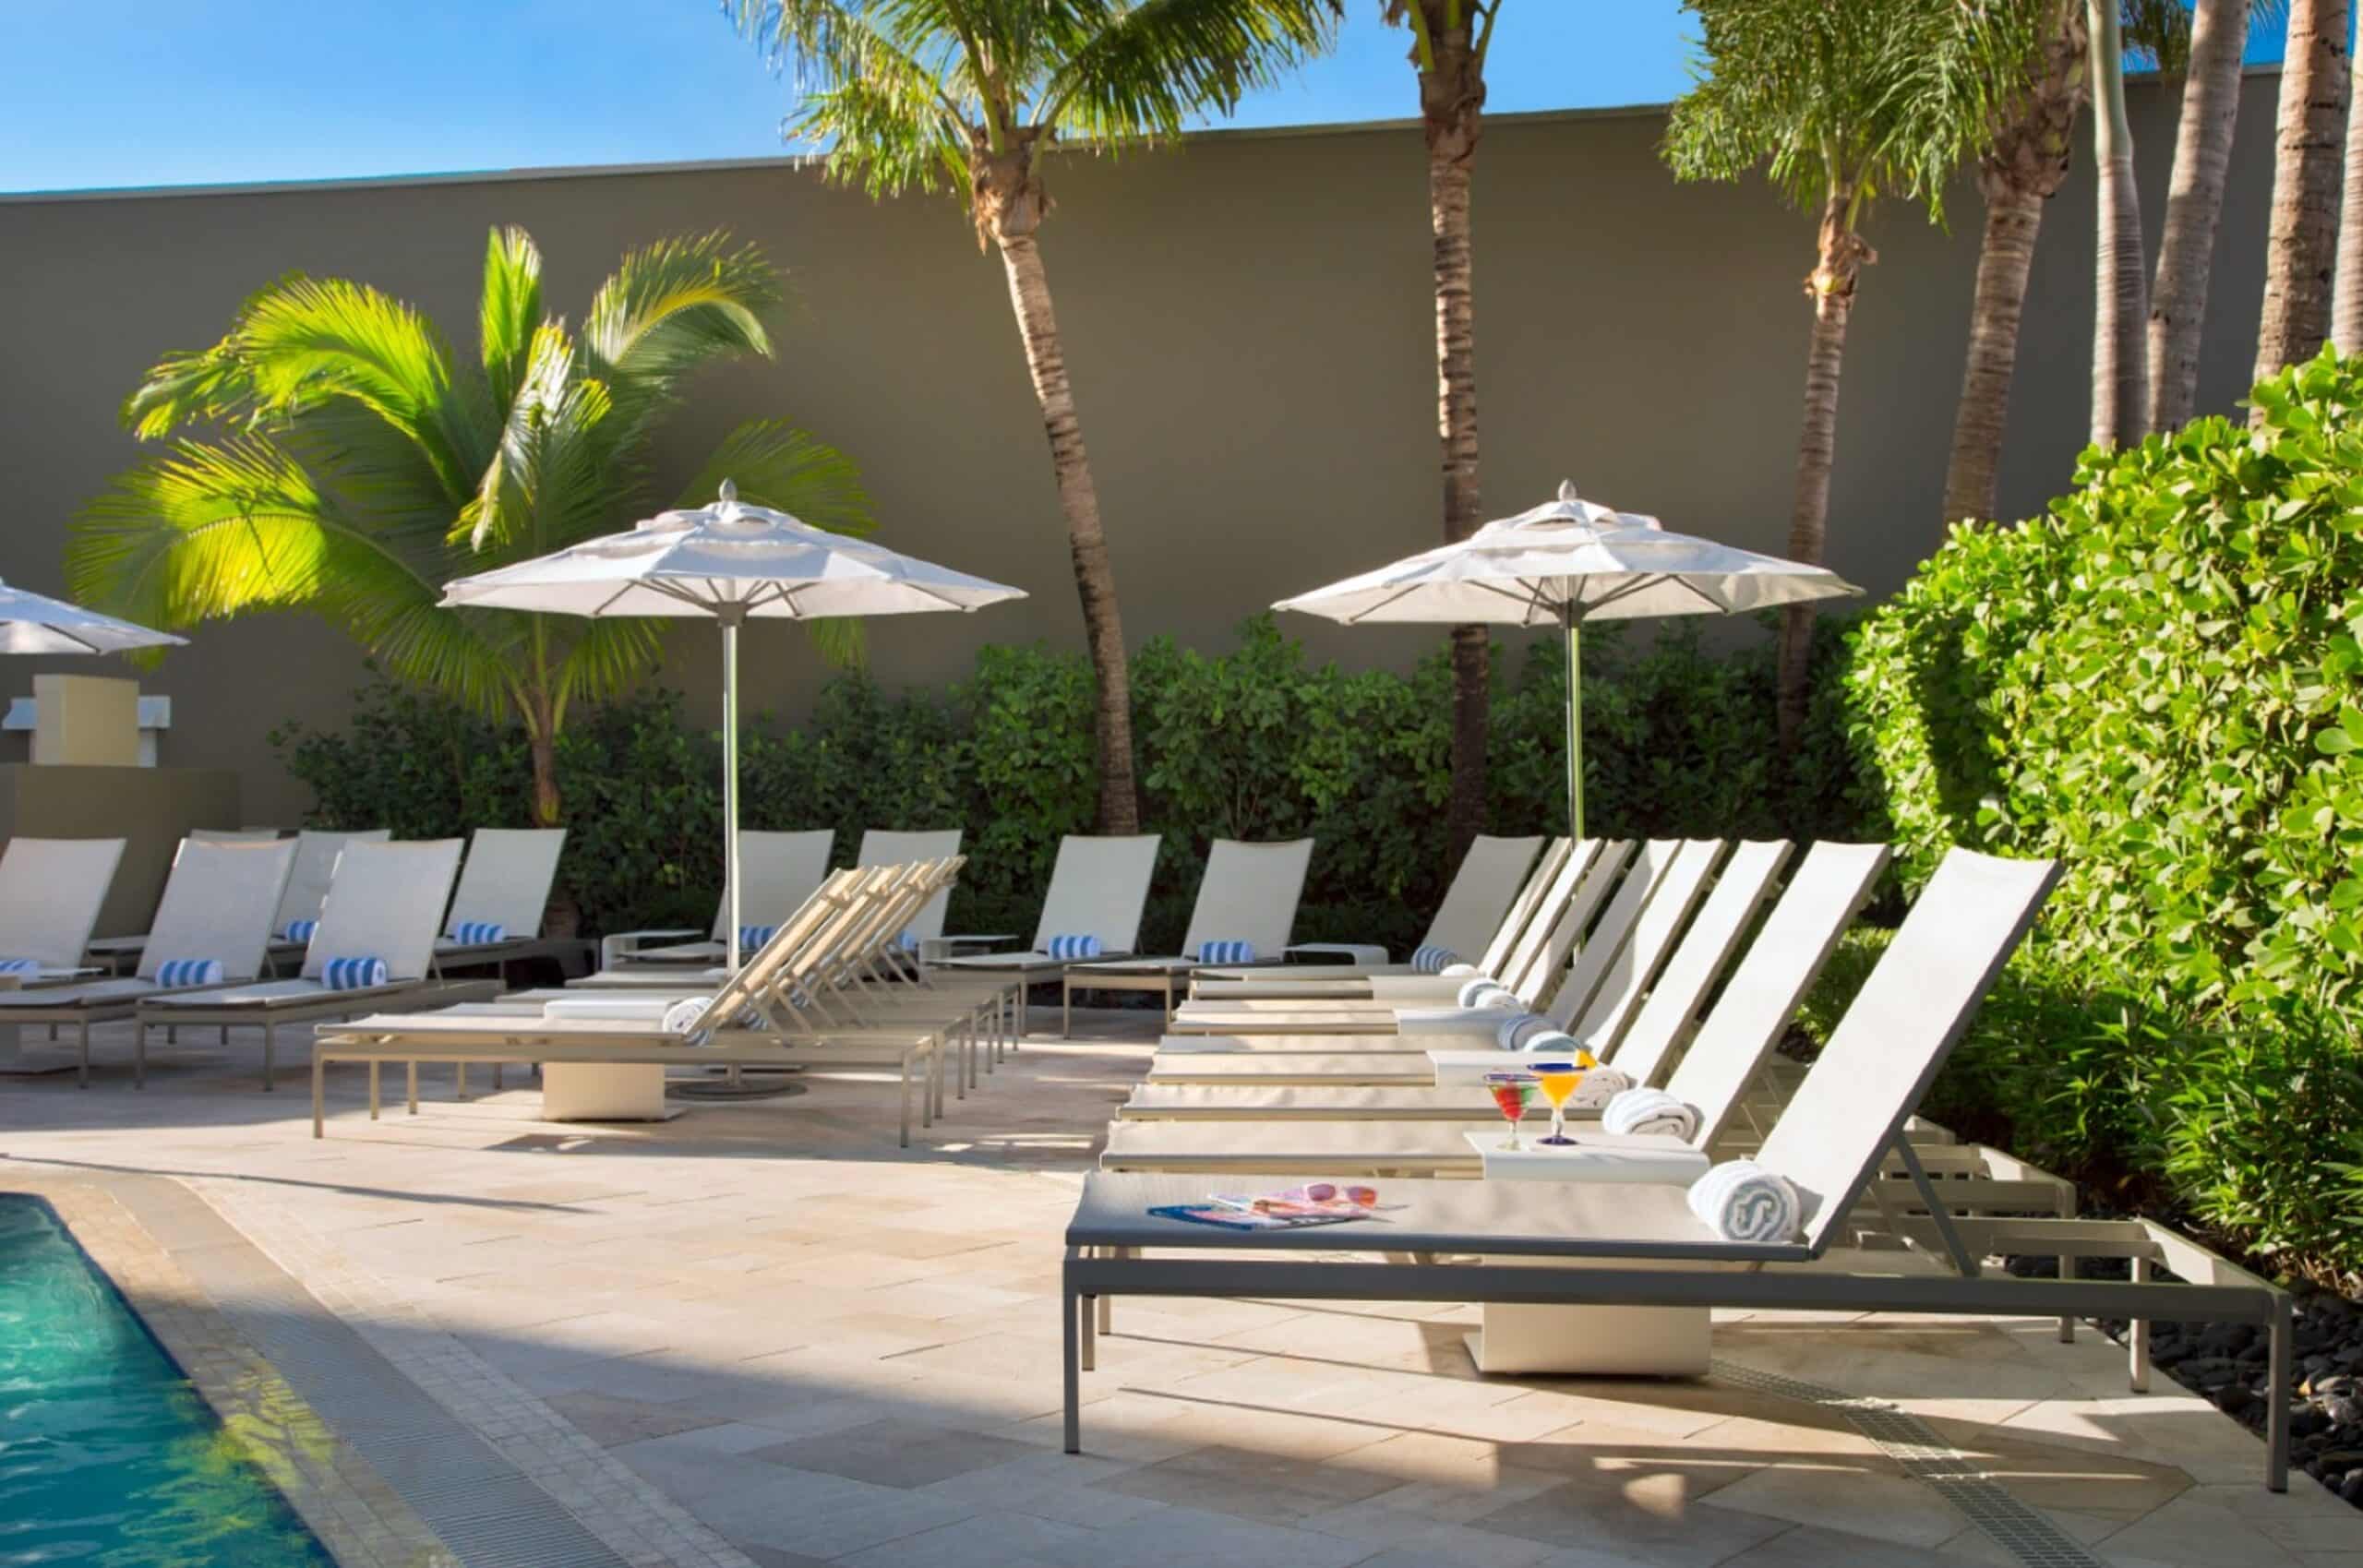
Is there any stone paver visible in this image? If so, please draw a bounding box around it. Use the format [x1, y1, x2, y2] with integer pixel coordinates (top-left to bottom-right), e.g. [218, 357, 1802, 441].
[3, 1003, 2357, 1567]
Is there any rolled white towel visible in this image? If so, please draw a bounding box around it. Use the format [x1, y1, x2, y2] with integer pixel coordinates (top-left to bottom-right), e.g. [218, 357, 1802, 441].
[1495, 1012, 1559, 1050]
[1686, 1160, 1802, 1244]
[1601, 1086, 1700, 1140]
[661, 996, 712, 1036]
[1442, 963, 1481, 978]
[1454, 976, 1505, 1007]
[1569, 1067, 1634, 1108]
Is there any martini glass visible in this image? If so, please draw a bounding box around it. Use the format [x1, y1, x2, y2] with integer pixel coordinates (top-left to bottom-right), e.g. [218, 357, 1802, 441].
[1529, 1060, 1587, 1146]
[1484, 1071, 1536, 1152]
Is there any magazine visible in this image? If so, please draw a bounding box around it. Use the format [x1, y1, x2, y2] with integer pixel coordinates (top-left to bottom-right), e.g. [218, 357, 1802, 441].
[1149, 1184, 1379, 1232]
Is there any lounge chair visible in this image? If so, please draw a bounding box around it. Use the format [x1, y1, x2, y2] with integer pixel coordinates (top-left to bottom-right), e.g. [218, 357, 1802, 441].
[315, 862, 968, 1143]
[1190, 834, 1549, 991]
[0, 835, 297, 1086]
[1062, 838, 1315, 1032]
[858, 829, 963, 954]
[1146, 839, 1793, 1079]
[0, 837, 126, 988]
[1169, 837, 1697, 1040]
[431, 828, 579, 975]
[1119, 841, 1883, 1113]
[1060, 849, 2297, 1493]
[597, 828, 834, 970]
[137, 837, 486, 1089]
[930, 834, 1162, 1033]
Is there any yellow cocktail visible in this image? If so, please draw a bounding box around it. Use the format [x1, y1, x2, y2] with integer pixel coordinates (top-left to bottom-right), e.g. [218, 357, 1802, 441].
[1530, 1050, 1595, 1146]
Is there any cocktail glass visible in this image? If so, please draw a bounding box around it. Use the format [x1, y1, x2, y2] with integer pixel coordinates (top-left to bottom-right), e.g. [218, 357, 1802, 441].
[1484, 1071, 1536, 1152]
[1529, 1060, 1587, 1146]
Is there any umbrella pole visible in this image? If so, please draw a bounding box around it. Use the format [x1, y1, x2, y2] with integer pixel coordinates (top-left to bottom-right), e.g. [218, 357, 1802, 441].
[722, 608, 744, 971]
[1564, 612, 1584, 841]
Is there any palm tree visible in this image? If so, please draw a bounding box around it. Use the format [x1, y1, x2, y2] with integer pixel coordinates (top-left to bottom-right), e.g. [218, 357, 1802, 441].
[2254, 0, 2352, 393]
[1387, 0, 1502, 857]
[2149, 0, 2252, 427]
[70, 228, 871, 826]
[2089, 0, 2149, 447]
[1666, 0, 2032, 745]
[2336, 23, 2363, 351]
[1940, 0, 2087, 528]
[725, 1, 1339, 834]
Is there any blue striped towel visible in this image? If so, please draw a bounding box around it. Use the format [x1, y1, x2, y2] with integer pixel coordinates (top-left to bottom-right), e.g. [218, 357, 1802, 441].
[153, 958, 223, 988]
[1410, 944, 1458, 974]
[1454, 976, 1504, 1007]
[1495, 1012, 1558, 1051]
[1687, 1160, 1803, 1244]
[450, 919, 507, 946]
[738, 925, 780, 952]
[1193, 940, 1256, 965]
[1046, 933, 1102, 961]
[1602, 1087, 1699, 1140]
[322, 956, 390, 991]
[282, 918, 319, 943]
[0, 958, 39, 976]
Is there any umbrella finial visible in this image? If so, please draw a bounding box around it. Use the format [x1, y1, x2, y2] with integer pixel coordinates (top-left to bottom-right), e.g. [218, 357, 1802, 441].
[1557, 479, 1580, 505]
[718, 478, 738, 507]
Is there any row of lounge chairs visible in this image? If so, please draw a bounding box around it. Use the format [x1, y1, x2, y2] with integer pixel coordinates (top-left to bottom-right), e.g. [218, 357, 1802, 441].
[1052, 839, 2297, 1491]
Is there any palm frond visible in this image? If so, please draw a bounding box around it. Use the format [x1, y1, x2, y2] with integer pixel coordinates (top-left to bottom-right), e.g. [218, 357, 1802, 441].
[734, 0, 980, 196]
[480, 226, 546, 414]
[680, 419, 874, 537]
[553, 613, 669, 719]
[582, 231, 782, 389]
[1042, 0, 1341, 138]
[464, 324, 618, 556]
[121, 338, 260, 438]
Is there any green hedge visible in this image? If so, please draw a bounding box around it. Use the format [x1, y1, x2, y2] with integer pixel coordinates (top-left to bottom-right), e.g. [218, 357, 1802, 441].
[273, 613, 1866, 951]
[1841, 348, 2363, 1280]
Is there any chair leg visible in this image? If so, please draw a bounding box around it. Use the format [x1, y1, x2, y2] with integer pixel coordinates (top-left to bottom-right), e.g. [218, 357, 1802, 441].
[369, 1061, 381, 1121]
[2269, 1291, 2293, 1492]
[2129, 1257, 2151, 1392]
[1062, 978, 1073, 1039]
[135, 1024, 147, 1090]
[76, 1019, 90, 1089]
[312, 1055, 326, 1138]
[262, 1022, 275, 1091]
[1063, 1279, 1084, 1454]
[407, 1061, 419, 1115]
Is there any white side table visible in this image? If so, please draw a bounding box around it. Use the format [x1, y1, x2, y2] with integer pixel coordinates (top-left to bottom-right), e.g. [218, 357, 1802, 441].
[1461, 1129, 1715, 1377]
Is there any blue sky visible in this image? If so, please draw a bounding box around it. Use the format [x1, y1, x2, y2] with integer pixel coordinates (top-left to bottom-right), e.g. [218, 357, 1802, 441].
[1, 4, 2303, 196]
[0, 3, 1693, 194]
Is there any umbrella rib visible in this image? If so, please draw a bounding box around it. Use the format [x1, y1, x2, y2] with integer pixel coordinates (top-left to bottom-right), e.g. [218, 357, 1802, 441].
[48, 627, 105, 654]
[589, 582, 638, 617]
[1669, 575, 1739, 615]
[1341, 583, 1423, 625]
[1576, 577, 1668, 616]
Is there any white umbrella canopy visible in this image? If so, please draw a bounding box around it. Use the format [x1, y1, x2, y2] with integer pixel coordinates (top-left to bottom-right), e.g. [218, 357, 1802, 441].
[440, 482, 1026, 966]
[1273, 481, 1861, 837]
[0, 579, 187, 655]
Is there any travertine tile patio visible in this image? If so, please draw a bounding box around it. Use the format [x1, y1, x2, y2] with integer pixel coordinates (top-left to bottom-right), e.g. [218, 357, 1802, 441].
[4, 1003, 2357, 1567]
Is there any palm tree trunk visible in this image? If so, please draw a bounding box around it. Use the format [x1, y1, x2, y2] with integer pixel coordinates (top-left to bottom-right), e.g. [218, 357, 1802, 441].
[1942, 184, 2047, 527]
[994, 227, 1141, 832]
[2090, 0, 2148, 449]
[2335, 42, 2363, 352]
[1412, 7, 1490, 858]
[2148, 0, 2250, 428]
[1941, 0, 2085, 533]
[2255, 0, 2353, 398]
[525, 703, 561, 827]
[1780, 186, 1870, 749]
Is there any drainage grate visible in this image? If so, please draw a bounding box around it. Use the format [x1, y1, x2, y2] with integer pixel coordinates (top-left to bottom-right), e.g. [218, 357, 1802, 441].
[1712, 1359, 2107, 1568]
[115, 1180, 632, 1568]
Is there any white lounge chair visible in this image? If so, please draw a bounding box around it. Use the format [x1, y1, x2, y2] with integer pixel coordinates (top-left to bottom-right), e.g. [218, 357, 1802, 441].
[432, 827, 577, 974]
[0, 837, 125, 987]
[1192, 833, 1548, 987]
[262, 829, 392, 967]
[0, 835, 297, 1085]
[1062, 838, 1314, 1032]
[858, 828, 962, 953]
[138, 837, 480, 1089]
[597, 828, 834, 970]
[931, 834, 1162, 1033]
[1059, 852, 2295, 1493]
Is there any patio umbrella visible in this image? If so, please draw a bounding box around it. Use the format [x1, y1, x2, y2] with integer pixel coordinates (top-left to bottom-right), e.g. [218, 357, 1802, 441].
[1272, 481, 1860, 839]
[0, 580, 186, 655]
[439, 481, 1025, 968]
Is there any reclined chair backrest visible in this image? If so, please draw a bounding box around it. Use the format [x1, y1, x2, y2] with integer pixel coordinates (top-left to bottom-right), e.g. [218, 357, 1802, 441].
[1026, 834, 1162, 953]
[0, 837, 126, 969]
[1601, 839, 1793, 1083]
[1177, 839, 1315, 962]
[1545, 838, 1704, 1028]
[445, 827, 566, 939]
[138, 836, 300, 982]
[276, 829, 390, 935]
[302, 839, 463, 982]
[1469, 837, 1574, 978]
[708, 829, 834, 940]
[858, 829, 963, 947]
[1757, 849, 2060, 1252]
[1421, 834, 1548, 958]
[1495, 840, 1613, 1001]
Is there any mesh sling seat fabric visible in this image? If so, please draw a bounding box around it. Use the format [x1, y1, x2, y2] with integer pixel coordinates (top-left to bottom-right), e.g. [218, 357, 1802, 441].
[596, 829, 835, 971]
[1061, 839, 1315, 1032]
[431, 828, 570, 970]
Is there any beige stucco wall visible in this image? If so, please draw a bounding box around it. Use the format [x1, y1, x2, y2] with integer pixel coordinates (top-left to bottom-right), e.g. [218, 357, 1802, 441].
[0, 78, 2280, 824]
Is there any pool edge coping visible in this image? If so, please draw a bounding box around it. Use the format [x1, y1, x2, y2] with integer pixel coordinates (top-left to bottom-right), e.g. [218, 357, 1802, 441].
[3, 1172, 459, 1568]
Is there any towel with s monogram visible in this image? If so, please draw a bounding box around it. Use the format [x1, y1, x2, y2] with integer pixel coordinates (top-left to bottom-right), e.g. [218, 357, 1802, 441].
[1687, 1160, 1803, 1243]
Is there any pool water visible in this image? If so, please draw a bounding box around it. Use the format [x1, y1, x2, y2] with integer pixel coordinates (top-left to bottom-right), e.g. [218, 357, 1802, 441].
[0, 1196, 336, 1567]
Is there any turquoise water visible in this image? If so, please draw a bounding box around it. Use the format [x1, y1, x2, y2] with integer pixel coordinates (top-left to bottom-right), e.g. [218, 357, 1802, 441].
[0, 1196, 336, 1567]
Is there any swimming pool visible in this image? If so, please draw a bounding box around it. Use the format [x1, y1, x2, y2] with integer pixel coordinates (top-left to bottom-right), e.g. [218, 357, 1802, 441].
[0, 1194, 337, 1567]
